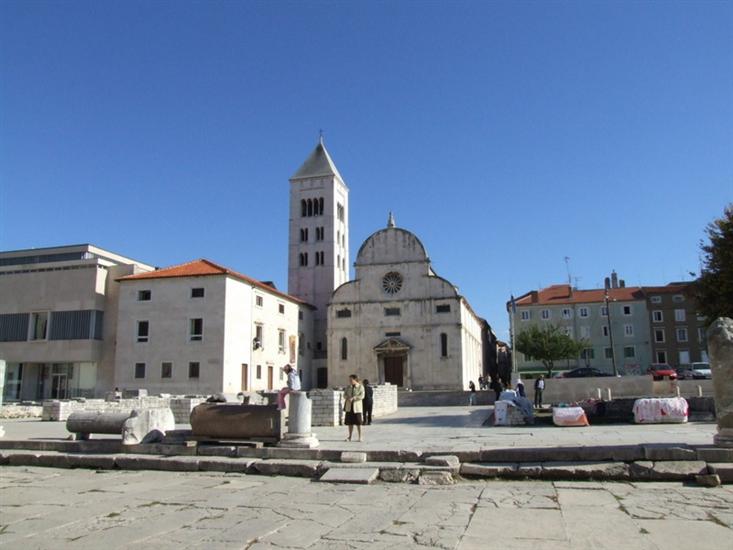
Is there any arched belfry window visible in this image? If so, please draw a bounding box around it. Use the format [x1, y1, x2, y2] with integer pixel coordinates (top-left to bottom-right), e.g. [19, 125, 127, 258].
[440, 333, 448, 357]
[341, 337, 348, 360]
[301, 200, 307, 217]
[319, 197, 324, 216]
[307, 199, 313, 217]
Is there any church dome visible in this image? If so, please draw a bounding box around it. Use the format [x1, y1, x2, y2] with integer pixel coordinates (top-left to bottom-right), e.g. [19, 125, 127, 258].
[355, 225, 429, 267]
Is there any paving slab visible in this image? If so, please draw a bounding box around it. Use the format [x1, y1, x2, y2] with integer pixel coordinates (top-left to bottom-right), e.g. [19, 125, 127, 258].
[319, 467, 379, 484]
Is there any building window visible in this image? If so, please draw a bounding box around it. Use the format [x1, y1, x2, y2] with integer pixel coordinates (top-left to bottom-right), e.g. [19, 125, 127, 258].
[190, 318, 203, 341]
[672, 294, 685, 303]
[256, 364, 262, 379]
[652, 311, 663, 323]
[137, 290, 151, 301]
[561, 308, 572, 319]
[161, 362, 172, 379]
[623, 346, 636, 359]
[385, 331, 401, 337]
[315, 252, 320, 266]
[336, 308, 352, 318]
[301, 200, 307, 217]
[0, 312, 30, 342]
[137, 320, 149, 343]
[674, 309, 686, 322]
[188, 362, 200, 379]
[337, 203, 344, 222]
[278, 330, 286, 353]
[623, 305, 632, 316]
[581, 348, 595, 360]
[676, 327, 688, 342]
[601, 306, 608, 317]
[300, 228, 308, 242]
[679, 350, 690, 365]
[604, 347, 613, 359]
[319, 251, 324, 265]
[654, 329, 665, 343]
[624, 324, 633, 336]
[384, 307, 401, 317]
[255, 324, 263, 349]
[440, 333, 448, 357]
[579, 307, 589, 318]
[436, 304, 451, 313]
[656, 351, 667, 364]
[650, 296, 662, 304]
[340, 337, 348, 360]
[30, 312, 48, 340]
[298, 310, 303, 320]
[602, 326, 609, 337]
[318, 197, 324, 216]
[256, 295, 263, 307]
[191, 288, 205, 298]
[520, 310, 531, 321]
[279, 304, 285, 314]
[580, 326, 590, 339]
[134, 362, 146, 379]
[540, 309, 550, 320]
[563, 326, 574, 338]
[698, 327, 706, 343]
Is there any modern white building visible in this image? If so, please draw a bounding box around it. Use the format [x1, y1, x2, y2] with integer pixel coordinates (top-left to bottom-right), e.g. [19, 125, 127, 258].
[0, 244, 153, 401]
[327, 217, 484, 390]
[288, 138, 349, 388]
[114, 259, 314, 395]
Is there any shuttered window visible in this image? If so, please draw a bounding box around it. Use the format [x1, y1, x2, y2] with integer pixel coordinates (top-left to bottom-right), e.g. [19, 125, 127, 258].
[50, 310, 101, 340]
[0, 313, 29, 341]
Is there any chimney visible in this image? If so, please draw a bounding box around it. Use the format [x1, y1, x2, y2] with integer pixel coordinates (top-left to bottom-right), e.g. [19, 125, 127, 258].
[604, 277, 611, 290]
[611, 270, 619, 289]
[619, 279, 626, 288]
[530, 291, 538, 303]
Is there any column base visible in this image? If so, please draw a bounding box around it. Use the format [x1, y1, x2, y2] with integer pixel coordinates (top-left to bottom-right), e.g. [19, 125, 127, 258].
[278, 432, 320, 448]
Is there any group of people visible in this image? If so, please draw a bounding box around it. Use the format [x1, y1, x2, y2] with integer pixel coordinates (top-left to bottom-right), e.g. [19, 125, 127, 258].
[470, 374, 546, 408]
[277, 366, 374, 442]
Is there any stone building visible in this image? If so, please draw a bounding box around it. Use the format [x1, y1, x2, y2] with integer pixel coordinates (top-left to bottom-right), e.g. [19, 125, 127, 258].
[288, 138, 349, 388]
[114, 259, 314, 395]
[327, 216, 484, 390]
[0, 244, 153, 401]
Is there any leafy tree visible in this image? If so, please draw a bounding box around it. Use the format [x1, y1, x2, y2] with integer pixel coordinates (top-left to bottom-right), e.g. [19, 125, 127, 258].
[692, 204, 733, 324]
[515, 324, 587, 377]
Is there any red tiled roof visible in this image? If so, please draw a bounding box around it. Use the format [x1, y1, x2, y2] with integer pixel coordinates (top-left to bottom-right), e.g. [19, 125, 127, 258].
[118, 259, 314, 308]
[641, 284, 690, 294]
[512, 284, 644, 307]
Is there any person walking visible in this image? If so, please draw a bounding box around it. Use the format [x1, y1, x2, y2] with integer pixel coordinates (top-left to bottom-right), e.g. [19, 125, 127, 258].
[362, 379, 374, 425]
[277, 364, 301, 410]
[468, 380, 477, 406]
[515, 377, 526, 398]
[534, 375, 545, 408]
[343, 374, 365, 442]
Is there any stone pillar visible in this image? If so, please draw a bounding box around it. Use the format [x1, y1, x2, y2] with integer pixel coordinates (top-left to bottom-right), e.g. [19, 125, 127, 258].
[278, 391, 319, 448]
[0, 359, 6, 408]
[709, 317, 733, 448]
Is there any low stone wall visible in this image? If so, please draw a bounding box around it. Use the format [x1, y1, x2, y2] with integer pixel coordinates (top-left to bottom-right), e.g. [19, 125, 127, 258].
[0, 404, 43, 419]
[399, 377, 715, 407]
[42, 396, 205, 423]
[308, 384, 398, 427]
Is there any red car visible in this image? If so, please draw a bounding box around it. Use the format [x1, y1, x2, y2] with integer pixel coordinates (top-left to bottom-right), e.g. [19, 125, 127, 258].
[647, 364, 678, 380]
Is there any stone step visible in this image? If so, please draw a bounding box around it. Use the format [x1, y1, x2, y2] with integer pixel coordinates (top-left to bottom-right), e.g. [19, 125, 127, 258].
[319, 467, 379, 484]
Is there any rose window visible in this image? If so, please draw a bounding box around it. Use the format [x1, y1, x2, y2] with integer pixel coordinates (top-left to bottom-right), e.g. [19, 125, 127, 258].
[382, 272, 403, 295]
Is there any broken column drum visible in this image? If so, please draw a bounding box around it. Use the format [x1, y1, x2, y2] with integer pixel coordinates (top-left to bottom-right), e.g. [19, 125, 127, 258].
[278, 391, 319, 448]
[708, 317, 733, 448]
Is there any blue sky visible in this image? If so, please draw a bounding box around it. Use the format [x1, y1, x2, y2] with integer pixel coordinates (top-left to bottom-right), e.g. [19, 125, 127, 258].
[1, 1, 731, 340]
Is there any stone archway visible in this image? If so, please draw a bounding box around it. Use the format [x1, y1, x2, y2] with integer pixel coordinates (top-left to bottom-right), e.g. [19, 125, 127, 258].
[374, 338, 411, 388]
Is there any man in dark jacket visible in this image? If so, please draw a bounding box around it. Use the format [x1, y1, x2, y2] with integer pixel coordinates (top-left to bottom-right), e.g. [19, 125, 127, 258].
[534, 375, 545, 408]
[362, 379, 374, 425]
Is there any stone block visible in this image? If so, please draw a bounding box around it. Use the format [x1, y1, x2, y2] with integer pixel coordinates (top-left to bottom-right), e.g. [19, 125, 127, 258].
[418, 471, 455, 485]
[122, 408, 175, 445]
[631, 460, 708, 480]
[366, 450, 422, 462]
[198, 457, 253, 473]
[190, 403, 284, 440]
[424, 455, 460, 470]
[197, 445, 237, 457]
[460, 462, 518, 477]
[0, 451, 8, 465]
[642, 445, 697, 461]
[66, 454, 117, 469]
[629, 461, 655, 480]
[36, 453, 71, 469]
[340, 451, 367, 463]
[8, 452, 43, 466]
[378, 467, 420, 483]
[319, 467, 379, 484]
[516, 462, 544, 477]
[158, 457, 200, 471]
[696, 447, 733, 462]
[707, 463, 733, 483]
[115, 455, 167, 470]
[540, 461, 630, 481]
[251, 459, 321, 478]
[696, 474, 722, 487]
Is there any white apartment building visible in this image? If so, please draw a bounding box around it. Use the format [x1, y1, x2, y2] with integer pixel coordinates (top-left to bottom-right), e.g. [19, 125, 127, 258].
[114, 259, 314, 395]
[327, 218, 484, 390]
[0, 244, 153, 401]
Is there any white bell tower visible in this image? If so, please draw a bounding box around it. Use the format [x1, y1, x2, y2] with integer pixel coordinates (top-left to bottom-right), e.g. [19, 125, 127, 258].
[288, 138, 349, 386]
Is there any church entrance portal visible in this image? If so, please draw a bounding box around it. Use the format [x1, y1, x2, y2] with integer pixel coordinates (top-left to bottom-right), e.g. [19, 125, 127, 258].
[383, 356, 404, 386]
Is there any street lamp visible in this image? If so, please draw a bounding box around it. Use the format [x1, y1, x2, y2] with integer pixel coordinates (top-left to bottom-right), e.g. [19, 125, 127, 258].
[604, 289, 619, 377]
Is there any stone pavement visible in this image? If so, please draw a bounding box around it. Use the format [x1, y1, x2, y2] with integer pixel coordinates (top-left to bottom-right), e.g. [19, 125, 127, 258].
[1, 406, 718, 452]
[1, 466, 732, 549]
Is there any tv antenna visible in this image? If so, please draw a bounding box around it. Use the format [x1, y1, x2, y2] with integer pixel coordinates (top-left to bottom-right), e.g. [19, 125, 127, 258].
[564, 256, 572, 286]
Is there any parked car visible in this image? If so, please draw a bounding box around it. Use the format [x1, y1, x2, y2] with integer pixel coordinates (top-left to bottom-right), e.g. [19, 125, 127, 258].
[560, 367, 614, 378]
[647, 364, 678, 380]
[690, 362, 712, 379]
[676, 367, 697, 380]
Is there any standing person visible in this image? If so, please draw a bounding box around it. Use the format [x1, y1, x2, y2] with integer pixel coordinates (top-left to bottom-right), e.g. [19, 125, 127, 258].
[468, 380, 477, 405]
[534, 375, 545, 408]
[362, 379, 374, 425]
[490, 378, 504, 402]
[478, 375, 485, 390]
[343, 374, 365, 442]
[277, 364, 301, 410]
[515, 377, 526, 398]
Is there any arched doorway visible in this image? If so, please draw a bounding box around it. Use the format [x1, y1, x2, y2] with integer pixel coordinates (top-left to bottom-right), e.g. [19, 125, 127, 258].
[374, 338, 411, 388]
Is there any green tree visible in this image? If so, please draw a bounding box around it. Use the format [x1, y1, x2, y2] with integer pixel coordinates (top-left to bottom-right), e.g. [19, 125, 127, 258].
[515, 324, 587, 377]
[692, 204, 733, 324]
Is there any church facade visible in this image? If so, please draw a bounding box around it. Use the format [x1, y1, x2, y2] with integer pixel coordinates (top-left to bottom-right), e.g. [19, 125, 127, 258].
[324, 217, 484, 390]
